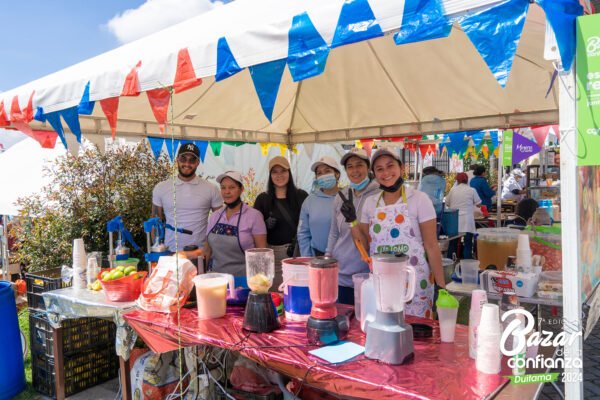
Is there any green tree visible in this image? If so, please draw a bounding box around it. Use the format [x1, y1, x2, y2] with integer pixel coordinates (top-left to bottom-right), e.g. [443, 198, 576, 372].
[13, 142, 172, 272]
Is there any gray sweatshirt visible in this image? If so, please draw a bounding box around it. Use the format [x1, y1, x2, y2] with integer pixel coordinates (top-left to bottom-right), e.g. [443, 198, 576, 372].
[326, 180, 380, 287]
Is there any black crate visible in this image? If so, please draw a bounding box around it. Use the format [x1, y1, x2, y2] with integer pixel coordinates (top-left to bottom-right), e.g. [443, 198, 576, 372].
[25, 268, 72, 312]
[29, 313, 116, 358]
[31, 344, 118, 399]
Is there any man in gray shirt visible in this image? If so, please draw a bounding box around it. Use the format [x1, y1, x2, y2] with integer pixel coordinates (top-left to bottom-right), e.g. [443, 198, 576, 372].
[152, 143, 222, 251]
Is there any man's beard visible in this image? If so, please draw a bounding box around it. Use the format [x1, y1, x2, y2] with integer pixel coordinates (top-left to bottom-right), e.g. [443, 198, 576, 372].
[178, 166, 197, 178]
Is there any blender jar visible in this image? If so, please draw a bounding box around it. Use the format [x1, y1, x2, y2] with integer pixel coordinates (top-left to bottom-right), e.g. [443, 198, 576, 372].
[372, 254, 416, 313]
[245, 248, 274, 293]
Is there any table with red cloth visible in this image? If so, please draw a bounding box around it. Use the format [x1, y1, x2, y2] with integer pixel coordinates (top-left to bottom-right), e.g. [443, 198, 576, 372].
[123, 306, 508, 399]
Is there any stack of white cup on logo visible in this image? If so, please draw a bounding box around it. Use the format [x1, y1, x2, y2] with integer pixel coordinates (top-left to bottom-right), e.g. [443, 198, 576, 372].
[469, 289, 488, 359]
[516, 234, 532, 273]
[72, 238, 88, 290]
[476, 303, 502, 374]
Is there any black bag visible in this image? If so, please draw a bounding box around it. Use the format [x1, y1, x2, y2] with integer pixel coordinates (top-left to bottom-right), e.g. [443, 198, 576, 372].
[274, 199, 300, 257]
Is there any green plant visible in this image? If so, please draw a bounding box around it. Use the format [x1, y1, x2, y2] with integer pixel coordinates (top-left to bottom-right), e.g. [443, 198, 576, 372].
[12, 142, 172, 272]
[241, 168, 264, 206]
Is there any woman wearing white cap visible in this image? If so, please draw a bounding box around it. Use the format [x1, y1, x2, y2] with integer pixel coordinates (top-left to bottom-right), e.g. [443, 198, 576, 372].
[326, 148, 380, 304]
[297, 156, 341, 257]
[254, 156, 308, 289]
[204, 171, 267, 277]
[347, 148, 445, 319]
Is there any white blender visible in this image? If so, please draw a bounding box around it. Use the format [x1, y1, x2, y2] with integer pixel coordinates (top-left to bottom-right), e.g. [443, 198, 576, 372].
[364, 254, 416, 365]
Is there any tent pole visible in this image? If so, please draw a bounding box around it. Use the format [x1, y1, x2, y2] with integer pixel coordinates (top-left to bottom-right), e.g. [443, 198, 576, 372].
[559, 65, 583, 399]
[496, 134, 503, 226]
[1, 215, 9, 281]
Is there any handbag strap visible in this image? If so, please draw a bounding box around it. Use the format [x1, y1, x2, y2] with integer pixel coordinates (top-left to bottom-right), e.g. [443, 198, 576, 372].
[274, 197, 297, 230]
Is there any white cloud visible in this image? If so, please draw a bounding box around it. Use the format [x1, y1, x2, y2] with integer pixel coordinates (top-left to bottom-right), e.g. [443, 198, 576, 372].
[107, 0, 223, 44]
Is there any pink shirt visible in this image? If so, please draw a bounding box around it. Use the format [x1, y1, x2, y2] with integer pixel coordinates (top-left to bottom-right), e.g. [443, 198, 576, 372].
[207, 204, 267, 250]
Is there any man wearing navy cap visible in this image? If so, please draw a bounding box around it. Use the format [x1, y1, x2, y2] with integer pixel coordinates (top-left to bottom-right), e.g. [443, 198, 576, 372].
[152, 143, 223, 251]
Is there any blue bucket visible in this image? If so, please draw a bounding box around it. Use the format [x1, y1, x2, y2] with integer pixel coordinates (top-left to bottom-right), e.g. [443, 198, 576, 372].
[0, 281, 25, 399]
[281, 258, 312, 321]
[442, 209, 459, 237]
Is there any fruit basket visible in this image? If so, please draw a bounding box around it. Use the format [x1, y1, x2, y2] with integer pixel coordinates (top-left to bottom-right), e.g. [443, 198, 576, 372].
[97, 268, 147, 302]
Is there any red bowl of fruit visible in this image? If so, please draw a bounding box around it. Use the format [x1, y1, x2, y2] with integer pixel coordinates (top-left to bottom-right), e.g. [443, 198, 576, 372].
[97, 267, 147, 302]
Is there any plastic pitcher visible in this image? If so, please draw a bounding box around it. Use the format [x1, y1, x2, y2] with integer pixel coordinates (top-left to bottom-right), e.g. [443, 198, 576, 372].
[245, 248, 274, 293]
[372, 255, 416, 313]
[192, 273, 235, 319]
[0, 281, 25, 399]
[456, 259, 480, 285]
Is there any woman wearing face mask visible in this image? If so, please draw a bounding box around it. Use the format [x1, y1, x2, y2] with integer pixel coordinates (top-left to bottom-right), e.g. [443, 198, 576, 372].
[204, 171, 267, 277]
[326, 149, 380, 304]
[297, 156, 341, 257]
[254, 156, 308, 289]
[347, 148, 445, 319]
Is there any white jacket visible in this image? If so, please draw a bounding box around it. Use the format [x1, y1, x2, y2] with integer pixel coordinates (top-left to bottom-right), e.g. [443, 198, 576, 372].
[445, 184, 481, 233]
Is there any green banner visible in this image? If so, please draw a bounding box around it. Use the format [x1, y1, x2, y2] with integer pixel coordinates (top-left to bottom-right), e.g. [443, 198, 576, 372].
[502, 129, 513, 167]
[505, 373, 560, 385]
[576, 14, 600, 166]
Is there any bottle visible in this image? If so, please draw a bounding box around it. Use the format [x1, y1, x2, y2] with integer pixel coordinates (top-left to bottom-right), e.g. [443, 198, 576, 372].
[469, 289, 488, 359]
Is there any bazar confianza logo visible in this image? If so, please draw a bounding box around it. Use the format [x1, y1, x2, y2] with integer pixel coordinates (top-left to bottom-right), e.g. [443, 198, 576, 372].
[587, 36, 600, 57]
[501, 309, 583, 384]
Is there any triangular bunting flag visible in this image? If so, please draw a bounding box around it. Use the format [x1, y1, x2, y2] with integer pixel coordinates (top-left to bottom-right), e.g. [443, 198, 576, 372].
[259, 143, 270, 156]
[30, 130, 58, 149]
[121, 61, 142, 96]
[165, 139, 180, 161]
[216, 37, 243, 82]
[395, 0, 452, 45]
[460, 0, 529, 87]
[287, 12, 330, 82]
[61, 107, 82, 143]
[147, 137, 165, 159]
[278, 144, 288, 155]
[0, 101, 8, 127]
[331, 0, 383, 48]
[249, 59, 286, 122]
[44, 112, 68, 149]
[512, 132, 541, 165]
[360, 139, 374, 157]
[78, 81, 95, 115]
[173, 48, 202, 94]
[146, 88, 171, 133]
[531, 125, 551, 148]
[535, 0, 582, 71]
[195, 140, 209, 163]
[34, 107, 46, 123]
[210, 141, 223, 157]
[100, 97, 119, 139]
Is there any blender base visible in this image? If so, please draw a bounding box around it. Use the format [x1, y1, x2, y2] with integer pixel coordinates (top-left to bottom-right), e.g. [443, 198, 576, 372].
[306, 315, 349, 345]
[243, 292, 280, 333]
[365, 310, 414, 365]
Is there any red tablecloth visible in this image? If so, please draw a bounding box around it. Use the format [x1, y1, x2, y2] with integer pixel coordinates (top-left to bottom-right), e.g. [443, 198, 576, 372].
[123, 306, 508, 399]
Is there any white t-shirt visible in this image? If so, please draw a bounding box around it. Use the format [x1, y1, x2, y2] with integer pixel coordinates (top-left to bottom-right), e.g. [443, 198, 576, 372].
[152, 175, 222, 251]
[501, 175, 523, 201]
[360, 187, 436, 245]
[445, 184, 481, 233]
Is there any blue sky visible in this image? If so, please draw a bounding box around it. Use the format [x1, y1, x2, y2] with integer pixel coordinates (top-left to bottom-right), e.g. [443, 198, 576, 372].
[0, 0, 228, 92]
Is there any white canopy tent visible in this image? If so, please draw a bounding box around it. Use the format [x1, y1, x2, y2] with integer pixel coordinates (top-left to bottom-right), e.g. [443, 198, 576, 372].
[0, 0, 586, 397]
[1, 0, 558, 144]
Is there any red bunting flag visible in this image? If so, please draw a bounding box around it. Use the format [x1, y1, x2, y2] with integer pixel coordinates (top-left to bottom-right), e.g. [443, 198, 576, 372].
[9, 92, 36, 136]
[146, 88, 171, 133]
[531, 125, 550, 148]
[121, 61, 142, 97]
[30, 130, 59, 149]
[100, 97, 119, 139]
[419, 144, 434, 159]
[173, 48, 202, 94]
[0, 101, 8, 127]
[360, 139, 374, 157]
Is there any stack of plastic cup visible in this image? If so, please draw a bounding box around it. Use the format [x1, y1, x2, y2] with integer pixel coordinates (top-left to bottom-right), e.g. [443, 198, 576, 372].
[72, 238, 87, 289]
[516, 234, 532, 273]
[476, 303, 502, 374]
[469, 289, 488, 359]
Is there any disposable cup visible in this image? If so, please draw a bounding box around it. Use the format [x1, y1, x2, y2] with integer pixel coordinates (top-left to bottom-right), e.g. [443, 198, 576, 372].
[352, 273, 370, 322]
[458, 260, 480, 285]
[517, 234, 530, 251]
[73, 238, 86, 255]
[438, 308, 458, 343]
[471, 290, 488, 311]
[478, 304, 500, 334]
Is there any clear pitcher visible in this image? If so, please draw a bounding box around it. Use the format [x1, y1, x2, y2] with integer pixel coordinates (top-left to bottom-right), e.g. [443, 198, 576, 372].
[372, 254, 416, 313]
[192, 273, 235, 319]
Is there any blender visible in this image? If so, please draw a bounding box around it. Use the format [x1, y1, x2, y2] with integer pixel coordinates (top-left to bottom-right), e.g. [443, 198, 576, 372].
[243, 248, 280, 333]
[365, 254, 416, 365]
[306, 257, 349, 345]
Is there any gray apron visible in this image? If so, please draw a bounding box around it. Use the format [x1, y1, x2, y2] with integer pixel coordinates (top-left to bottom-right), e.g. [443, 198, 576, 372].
[207, 205, 246, 277]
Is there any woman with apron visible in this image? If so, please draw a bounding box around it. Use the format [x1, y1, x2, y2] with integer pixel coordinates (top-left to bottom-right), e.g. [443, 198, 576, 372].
[347, 149, 445, 319]
[204, 171, 267, 277]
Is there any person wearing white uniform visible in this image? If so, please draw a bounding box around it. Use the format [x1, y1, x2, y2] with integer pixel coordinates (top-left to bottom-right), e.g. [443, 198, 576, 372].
[501, 168, 526, 202]
[152, 143, 223, 252]
[347, 148, 445, 319]
[445, 173, 481, 259]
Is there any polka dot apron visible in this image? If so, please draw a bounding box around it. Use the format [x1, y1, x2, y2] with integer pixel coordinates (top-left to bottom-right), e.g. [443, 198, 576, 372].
[369, 190, 434, 319]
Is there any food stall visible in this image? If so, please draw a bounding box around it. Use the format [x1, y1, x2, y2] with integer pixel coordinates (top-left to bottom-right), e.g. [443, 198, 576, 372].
[0, 0, 590, 398]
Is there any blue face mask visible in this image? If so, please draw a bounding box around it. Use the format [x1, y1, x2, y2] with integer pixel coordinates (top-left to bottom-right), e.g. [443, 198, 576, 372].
[350, 176, 370, 191]
[315, 173, 337, 190]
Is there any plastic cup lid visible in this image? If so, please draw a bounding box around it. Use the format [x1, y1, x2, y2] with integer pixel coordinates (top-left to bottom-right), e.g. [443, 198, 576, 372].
[436, 289, 459, 308]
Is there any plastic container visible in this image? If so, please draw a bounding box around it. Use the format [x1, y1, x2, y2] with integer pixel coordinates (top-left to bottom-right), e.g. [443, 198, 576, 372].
[98, 270, 148, 302]
[115, 258, 140, 268]
[279, 258, 312, 321]
[442, 209, 459, 237]
[476, 228, 520, 270]
[352, 272, 371, 323]
[441, 258, 455, 285]
[436, 289, 459, 343]
[457, 259, 480, 285]
[0, 281, 25, 399]
[193, 273, 235, 319]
